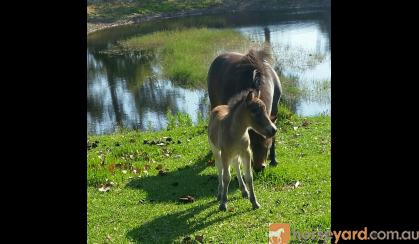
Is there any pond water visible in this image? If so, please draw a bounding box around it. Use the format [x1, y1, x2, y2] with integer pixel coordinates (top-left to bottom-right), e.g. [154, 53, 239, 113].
[87, 10, 331, 135]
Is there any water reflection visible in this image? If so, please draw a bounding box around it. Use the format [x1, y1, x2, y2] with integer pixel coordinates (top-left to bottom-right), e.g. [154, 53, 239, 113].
[87, 10, 330, 134]
[87, 49, 209, 134]
[237, 20, 331, 116]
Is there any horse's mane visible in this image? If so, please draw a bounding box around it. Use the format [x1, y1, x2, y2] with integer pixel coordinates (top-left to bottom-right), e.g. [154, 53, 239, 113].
[244, 47, 273, 78]
[227, 89, 258, 111]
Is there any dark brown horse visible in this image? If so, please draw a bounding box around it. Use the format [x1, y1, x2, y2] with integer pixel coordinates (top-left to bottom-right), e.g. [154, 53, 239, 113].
[207, 48, 282, 172]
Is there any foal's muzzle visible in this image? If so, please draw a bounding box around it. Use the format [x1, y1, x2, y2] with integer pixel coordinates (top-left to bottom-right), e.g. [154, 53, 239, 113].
[265, 124, 277, 138]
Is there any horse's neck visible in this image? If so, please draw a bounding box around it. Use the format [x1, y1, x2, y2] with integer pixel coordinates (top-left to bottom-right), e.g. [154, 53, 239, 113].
[225, 104, 249, 138]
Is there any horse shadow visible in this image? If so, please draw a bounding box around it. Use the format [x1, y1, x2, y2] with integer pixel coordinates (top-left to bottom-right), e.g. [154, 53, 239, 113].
[125, 152, 246, 243]
[126, 200, 246, 243]
[126, 151, 241, 203]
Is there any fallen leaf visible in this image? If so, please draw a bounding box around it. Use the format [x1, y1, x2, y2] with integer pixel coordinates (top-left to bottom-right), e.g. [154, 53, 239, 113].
[302, 120, 310, 127]
[88, 141, 98, 150]
[195, 235, 204, 243]
[182, 236, 192, 243]
[179, 195, 195, 203]
[207, 160, 215, 166]
[98, 154, 106, 165]
[108, 163, 115, 173]
[106, 234, 112, 241]
[98, 183, 112, 192]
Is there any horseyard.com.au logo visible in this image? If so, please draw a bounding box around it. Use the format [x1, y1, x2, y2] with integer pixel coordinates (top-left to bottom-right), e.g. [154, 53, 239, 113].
[269, 223, 290, 244]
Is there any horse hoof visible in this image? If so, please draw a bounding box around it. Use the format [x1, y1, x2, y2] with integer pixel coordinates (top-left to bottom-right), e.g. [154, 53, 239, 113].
[270, 160, 278, 166]
[242, 191, 249, 199]
[219, 204, 227, 211]
[254, 164, 266, 173]
[252, 202, 261, 209]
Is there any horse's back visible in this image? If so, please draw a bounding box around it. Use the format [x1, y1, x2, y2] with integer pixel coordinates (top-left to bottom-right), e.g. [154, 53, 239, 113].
[208, 52, 253, 109]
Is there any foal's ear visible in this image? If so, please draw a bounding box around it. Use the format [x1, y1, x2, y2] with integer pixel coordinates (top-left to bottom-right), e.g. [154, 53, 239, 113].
[246, 91, 254, 103]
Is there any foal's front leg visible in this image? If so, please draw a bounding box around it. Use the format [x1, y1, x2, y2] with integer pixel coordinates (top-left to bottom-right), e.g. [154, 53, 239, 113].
[233, 157, 248, 198]
[242, 148, 261, 209]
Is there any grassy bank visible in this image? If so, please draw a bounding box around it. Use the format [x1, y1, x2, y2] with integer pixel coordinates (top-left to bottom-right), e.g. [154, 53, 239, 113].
[87, 111, 331, 243]
[117, 28, 250, 88]
[87, 0, 330, 34]
[87, 0, 222, 23]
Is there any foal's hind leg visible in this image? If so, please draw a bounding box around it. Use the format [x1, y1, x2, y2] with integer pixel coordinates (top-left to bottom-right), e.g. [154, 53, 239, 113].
[213, 148, 223, 201]
[233, 157, 248, 198]
[219, 153, 231, 211]
[242, 148, 261, 209]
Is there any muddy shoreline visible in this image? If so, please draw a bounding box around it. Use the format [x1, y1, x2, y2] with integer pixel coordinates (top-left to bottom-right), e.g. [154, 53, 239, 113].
[87, 0, 330, 35]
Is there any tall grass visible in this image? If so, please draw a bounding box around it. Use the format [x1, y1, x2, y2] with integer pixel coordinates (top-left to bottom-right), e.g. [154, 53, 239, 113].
[121, 28, 251, 87]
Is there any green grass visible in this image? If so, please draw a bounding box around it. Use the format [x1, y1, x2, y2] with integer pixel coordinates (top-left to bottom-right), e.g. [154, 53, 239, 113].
[119, 28, 251, 88]
[87, 112, 331, 243]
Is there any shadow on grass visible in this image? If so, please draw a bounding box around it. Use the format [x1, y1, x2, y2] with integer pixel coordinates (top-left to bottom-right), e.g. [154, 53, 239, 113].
[126, 151, 240, 202]
[125, 152, 247, 243]
[126, 200, 246, 243]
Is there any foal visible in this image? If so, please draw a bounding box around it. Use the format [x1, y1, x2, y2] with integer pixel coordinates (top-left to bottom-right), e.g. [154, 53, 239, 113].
[208, 90, 277, 211]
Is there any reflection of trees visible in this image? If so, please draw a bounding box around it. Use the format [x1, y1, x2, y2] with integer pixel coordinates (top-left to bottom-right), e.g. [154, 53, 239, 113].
[264, 26, 271, 44]
[274, 66, 299, 114]
[87, 49, 190, 132]
[198, 91, 210, 120]
[317, 11, 331, 45]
